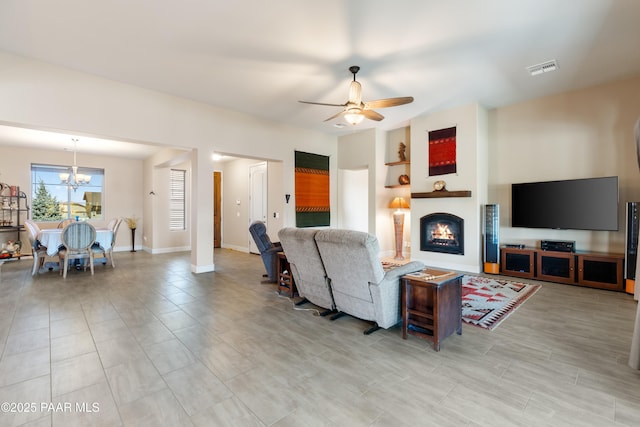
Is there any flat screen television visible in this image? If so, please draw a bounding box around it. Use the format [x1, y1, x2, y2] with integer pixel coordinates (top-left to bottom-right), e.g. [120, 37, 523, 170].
[511, 176, 618, 231]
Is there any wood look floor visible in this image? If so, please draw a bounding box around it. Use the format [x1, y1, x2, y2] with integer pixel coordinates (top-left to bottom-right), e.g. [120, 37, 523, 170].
[0, 249, 639, 426]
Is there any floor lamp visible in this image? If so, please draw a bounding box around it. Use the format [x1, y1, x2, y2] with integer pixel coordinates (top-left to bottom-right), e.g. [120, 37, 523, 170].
[389, 197, 410, 260]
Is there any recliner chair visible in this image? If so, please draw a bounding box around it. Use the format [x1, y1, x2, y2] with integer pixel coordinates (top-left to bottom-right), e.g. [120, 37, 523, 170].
[314, 229, 425, 334]
[249, 221, 282, 282]
[278, 227, 335, 315]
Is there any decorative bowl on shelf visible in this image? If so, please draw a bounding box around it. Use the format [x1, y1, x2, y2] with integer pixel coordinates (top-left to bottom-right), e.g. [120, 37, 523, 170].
[398, 174, 410, 185]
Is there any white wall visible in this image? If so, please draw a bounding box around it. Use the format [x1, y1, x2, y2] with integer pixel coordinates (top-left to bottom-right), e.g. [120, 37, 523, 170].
[267, 160, 284, 240]
[221, 158, 256, 251]
[0, 51, 337, 273]
[338, 129, 393, 251]
[410, 103, 489, 273]
[155, 161, 191, 253]
[336, 127, 414, 257]
[219, 158, 283, 252]
[0, 145, 142, 251]
[489, 74, 640, 254]
[144, 148, 192, 253]
[338, 169, 368, 232]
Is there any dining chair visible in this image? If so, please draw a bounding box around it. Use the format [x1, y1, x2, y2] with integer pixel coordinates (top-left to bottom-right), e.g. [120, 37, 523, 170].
[59, 222, 97, 278]
[92, 217, 122, 268]
[24, 219, 48, 275]
[57, 218, 74, 228]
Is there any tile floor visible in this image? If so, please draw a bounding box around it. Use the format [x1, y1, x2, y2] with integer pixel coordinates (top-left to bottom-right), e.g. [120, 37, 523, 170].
[0, 249, 639, 426]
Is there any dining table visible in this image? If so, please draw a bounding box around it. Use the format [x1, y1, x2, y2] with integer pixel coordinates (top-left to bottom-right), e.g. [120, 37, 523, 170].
[38, 227, 114, 257]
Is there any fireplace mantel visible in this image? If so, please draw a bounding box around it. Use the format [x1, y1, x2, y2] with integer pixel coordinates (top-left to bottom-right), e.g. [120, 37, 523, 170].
[411, 190, 472, 199]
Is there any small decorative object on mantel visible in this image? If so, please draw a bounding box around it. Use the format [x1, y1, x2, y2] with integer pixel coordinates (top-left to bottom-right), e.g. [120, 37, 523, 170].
[433, 180, 446, 191]
[398, 174, 410, 185]
[125, 216, 138, 252]
[398, 142, 407, 162]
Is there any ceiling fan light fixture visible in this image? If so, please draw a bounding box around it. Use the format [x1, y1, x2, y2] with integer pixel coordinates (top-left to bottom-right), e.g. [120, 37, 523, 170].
[344, 109, 364, 125]
[300, 65, 413, 125]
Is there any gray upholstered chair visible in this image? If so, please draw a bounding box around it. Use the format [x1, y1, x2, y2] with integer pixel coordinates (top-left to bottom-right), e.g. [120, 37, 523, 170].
[24, 219, 48, 275]
[278, 227, 335, 315]
[59, 222, 96, 278]
[249, 221, 282, 282]
[92, 217, 122, 267]
[314, 229, 424, 334]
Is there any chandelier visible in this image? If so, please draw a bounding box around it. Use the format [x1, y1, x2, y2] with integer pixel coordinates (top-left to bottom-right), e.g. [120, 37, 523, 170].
[59, 139, 91, 191]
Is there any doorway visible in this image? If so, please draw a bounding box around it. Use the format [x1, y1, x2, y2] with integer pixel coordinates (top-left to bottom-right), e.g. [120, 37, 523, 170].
[248, 162, 268, 254]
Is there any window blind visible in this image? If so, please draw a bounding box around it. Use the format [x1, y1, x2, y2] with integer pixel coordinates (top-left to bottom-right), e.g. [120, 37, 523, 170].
[169, 169, 186, 230]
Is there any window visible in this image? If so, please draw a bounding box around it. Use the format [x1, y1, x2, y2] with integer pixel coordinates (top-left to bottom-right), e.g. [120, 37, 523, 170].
[31, 164, 104, 221]
[170, 169, 186, 231]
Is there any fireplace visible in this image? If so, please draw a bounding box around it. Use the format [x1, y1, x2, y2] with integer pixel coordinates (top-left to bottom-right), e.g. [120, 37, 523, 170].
[420, 213, 464, 255]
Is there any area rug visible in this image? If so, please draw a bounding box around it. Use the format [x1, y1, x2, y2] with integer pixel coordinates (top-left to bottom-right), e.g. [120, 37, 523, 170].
[462, 275, 540, 330]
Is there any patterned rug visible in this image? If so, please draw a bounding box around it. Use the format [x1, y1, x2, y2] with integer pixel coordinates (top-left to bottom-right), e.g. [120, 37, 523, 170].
[462, 275, 541, 330]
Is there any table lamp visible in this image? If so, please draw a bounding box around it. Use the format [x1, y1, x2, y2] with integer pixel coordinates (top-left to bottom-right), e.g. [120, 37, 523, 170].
[389, 197, 410, 260]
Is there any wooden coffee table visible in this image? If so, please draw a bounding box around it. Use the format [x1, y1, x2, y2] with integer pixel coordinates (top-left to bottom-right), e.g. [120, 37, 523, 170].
[401, 269, 463, 351]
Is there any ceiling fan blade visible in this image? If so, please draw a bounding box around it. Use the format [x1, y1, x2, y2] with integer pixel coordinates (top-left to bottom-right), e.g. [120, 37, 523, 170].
[364, 96, 414, 109]
[299, 100, 346, 107]
[361, 109, 384, 121]
[323, 110, 347, 122]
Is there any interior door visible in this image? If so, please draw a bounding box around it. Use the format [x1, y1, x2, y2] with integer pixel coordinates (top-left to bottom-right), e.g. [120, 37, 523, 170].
[249, 162, 268, 254]
[213, 171, 221, 248]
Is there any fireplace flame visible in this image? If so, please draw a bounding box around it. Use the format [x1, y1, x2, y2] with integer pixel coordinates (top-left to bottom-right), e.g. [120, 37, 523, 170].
[432, 223, 455, 240]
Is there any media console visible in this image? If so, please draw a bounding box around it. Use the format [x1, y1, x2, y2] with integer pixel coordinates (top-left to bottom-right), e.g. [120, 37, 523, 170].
[500, 246, 624, 291]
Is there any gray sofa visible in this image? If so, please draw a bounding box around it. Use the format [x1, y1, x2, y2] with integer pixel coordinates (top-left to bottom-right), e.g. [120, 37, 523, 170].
[279, 227, 424, 334]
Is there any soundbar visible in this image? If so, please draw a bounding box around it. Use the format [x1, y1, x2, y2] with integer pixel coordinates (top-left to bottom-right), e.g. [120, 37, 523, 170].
[541, 240, 575, 252]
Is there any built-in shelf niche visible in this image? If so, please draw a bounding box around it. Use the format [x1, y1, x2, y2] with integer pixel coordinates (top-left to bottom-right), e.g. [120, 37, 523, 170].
[385, 127, 411, 188]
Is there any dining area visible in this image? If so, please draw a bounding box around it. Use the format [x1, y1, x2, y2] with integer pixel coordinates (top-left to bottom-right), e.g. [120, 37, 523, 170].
[24, 218, 122, 278]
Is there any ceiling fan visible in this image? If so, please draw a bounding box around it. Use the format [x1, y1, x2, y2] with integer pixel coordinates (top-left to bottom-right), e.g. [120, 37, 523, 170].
[299, 66, 414, 125]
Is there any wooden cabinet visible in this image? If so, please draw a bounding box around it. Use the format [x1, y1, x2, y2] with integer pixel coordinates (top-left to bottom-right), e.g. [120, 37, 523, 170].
[500, 247, 624, 291]
[401, 270, 463, 351]
[501, 247, 536, 279]
[536, 250, 575, 284]
[577, 253, 623, 291]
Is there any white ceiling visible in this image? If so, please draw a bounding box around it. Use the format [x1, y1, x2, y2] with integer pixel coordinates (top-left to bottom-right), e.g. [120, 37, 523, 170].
[1, 0, 640, 156]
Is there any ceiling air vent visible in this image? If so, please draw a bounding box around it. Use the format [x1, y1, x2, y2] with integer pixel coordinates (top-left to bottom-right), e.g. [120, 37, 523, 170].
[527, 59, 558, 76]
